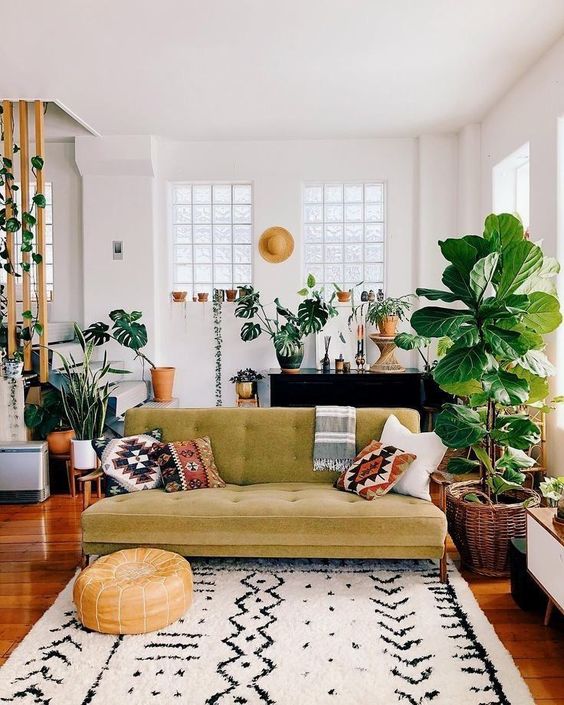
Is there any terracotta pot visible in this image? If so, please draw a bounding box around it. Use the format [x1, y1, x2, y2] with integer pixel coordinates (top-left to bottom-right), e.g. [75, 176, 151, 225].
[197, 292, 209, 303]
[47, 429, 75, 455]
[172, 291, 187, 302]
[336, 291, 351, 303]
[378, 315, 399, 336]
[151, 366, 176, 402]
[72, 438, 97, 470]
[236, 381, 254, 399]
[226, 289, 238, 302]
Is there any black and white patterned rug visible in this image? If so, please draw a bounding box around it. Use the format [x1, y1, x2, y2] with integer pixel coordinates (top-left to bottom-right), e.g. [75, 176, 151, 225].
[0, 559, 533, 705]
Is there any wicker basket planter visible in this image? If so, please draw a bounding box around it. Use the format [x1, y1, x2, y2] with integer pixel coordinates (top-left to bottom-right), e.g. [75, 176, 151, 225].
[446, 480, 541, 577]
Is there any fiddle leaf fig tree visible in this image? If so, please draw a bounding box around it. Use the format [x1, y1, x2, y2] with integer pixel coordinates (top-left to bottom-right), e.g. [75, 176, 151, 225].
[412, 213, 561, 501]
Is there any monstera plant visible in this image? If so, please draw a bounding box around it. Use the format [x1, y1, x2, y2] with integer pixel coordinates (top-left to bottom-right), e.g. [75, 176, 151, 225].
[412, 213, 561, 501]
[235, 274, 337, 372]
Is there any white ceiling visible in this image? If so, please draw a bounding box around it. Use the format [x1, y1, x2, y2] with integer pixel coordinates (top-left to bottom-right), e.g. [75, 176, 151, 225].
[3, 0, 564, 140]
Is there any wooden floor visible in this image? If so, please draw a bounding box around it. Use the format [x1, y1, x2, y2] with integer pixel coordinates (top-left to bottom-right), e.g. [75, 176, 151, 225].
[0, 492, 563, 704]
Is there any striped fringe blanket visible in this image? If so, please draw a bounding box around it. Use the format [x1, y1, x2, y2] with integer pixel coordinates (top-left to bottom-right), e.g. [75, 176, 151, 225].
[313, 405, 357, 472]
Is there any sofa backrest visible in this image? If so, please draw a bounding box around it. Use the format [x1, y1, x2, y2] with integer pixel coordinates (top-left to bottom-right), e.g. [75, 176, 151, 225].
[124, 407, 420, 485]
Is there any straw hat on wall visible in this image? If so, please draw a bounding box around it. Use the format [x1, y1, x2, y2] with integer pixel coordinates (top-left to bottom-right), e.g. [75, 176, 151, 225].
[258, 226, 294, 263]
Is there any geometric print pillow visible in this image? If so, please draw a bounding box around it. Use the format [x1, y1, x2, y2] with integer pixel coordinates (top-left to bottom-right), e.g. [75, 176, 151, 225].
[92, 428, 163, 497]
[150, 437, 226, 493]
[335, 440, 417, 500]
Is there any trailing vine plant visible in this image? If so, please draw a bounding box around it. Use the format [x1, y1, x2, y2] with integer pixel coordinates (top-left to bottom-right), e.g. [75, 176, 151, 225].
[0, 104, 47, 355]
[212, 290, 223, 406]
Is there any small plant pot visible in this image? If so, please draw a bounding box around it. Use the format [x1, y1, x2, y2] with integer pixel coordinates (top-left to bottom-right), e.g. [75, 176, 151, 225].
[172, 291, 187, 302]
[236, 381, 255, 399]
[151, 366, 176, 402]
[72, 438, 98, 470]
[47, 429, 75, 455]
[4, 360, 23, 378]
[276, 345, 304, 374]
[336, 291, 351, 303]
[226, 289, 238, 302]
[197, 292, 209, 303]
[378, 315, 399, 337]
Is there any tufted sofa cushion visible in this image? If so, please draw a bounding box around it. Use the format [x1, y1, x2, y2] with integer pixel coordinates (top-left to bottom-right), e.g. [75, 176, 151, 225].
[124, 407, 421, 485]
[82, 482, 446, 559]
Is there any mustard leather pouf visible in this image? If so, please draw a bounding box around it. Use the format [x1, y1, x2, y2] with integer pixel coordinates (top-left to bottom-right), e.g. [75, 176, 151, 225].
[73, 547, 193, 634]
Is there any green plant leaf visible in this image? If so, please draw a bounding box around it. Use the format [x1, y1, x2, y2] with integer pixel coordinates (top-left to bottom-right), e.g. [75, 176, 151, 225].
[297, 297, 329, 335]
[450, 326, 480, 349]
[439, 379, 482, 397]
[297, 288, 308, 296]
[82, 321, 111, 346]
[447, 456, 479, 474]
[434, 404, 487, 448]
[488, 473, 525, 496]
[415, 288, 460, 303]
[512, 365, 549, 404]
[483, 213, 524, 249]
[241, 321, 261, 341]
[306, 273, 316, 288]
[495, 447, 536, 472]
[394, 332, 431, 351]
[517, 255, 560, 295]
[522, 292, 562, 334]
[439, 238, 479, 276]
[441, 265, 475, 302]
[469, 252, 500, 301]
[433, 346, 488, 385]
[31, 155, 44, 170]
[497, 240, 543, 299]
[482, 325, 530, 359]
[411, 307, 474, 338]
[516, 349, 555, 378]
[32, 193, 46, 208]
[482, 369, 529, 406]
[274, 298, 296, 321]
[491, 415, 541, 450]
[5, 217, 20, 232]
[436, 337, 454, 357]
[462, 235, 493, 259]
[463, 492, 483, 503]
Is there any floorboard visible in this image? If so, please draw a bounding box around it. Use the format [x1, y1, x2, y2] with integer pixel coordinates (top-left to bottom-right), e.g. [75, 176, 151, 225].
[0, 492, 562, 703]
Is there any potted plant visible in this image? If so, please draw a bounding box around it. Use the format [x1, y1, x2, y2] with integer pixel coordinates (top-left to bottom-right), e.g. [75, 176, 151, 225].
[366, 293, 412, 336]
[83, 309, 176, 403]
[234, 274, 337, 373]
[539, 476, 564, 507]
[3, 349, 23, 378]
[25, 387, 75, 454]
[411, 213, 561, 575]
[56, 325, 123, 469]
[229, 368, 263, 399]
[333, 280, 363, 304]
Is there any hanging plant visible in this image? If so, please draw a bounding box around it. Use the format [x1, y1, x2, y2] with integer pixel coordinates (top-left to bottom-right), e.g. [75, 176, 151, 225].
[212, 291, 223, 406]
[0, 105, 46, 353]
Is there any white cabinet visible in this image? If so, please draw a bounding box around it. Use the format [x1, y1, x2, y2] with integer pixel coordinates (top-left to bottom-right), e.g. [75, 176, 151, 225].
[527, 510, 564, 622]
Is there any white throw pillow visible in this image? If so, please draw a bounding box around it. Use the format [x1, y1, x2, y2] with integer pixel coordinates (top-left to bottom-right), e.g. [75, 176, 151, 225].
[379, 414, 447, 501]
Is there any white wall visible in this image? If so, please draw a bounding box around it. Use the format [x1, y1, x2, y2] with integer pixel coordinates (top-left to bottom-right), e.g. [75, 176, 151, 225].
[154, 138, 423, 406]
[480, 34, 564, 473]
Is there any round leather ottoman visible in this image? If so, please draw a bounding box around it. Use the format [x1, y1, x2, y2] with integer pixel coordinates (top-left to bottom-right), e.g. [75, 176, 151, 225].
[73, 547, 193, 634]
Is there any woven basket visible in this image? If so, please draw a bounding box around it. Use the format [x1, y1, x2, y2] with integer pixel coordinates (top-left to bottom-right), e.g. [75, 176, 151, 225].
[446, 480, 541, 577]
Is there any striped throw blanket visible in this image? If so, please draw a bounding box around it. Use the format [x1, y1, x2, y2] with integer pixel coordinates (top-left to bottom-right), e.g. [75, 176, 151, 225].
[313, 405, 357, 472]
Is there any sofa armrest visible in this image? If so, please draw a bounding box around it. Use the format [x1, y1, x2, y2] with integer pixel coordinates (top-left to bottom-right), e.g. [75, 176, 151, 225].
[78, 469, 103, 510]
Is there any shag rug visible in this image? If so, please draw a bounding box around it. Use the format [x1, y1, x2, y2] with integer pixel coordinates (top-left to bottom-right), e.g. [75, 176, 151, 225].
[0, 558, 533, 705]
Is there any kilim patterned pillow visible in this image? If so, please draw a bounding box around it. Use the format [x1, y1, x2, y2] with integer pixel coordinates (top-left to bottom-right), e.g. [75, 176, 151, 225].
[92, 428, 163, 497]
[335, 440, 417, 500]
[151, 437, 226, 493]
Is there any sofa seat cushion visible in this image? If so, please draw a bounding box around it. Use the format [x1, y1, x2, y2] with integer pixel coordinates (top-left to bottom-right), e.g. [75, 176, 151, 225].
[82, 482, 446, 550]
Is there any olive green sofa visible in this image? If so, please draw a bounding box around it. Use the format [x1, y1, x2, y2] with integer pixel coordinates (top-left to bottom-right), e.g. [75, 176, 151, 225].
[81, 407, 448, 579]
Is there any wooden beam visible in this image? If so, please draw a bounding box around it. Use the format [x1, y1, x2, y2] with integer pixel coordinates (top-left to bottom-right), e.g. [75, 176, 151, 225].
[33, 100, 48, 382]
[19, 101, 32, 371]
[2, 100, 17, 357]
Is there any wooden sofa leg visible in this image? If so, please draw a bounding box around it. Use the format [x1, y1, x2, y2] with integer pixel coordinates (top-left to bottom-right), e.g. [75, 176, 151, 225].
[439, 550, 448, 583]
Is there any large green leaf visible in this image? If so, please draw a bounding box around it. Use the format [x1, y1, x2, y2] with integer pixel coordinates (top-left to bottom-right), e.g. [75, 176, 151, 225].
[491, 415, 541, 449]
[488, 473, 525, 496]
[495, 447, 536, 472]
[394, 332, 431, 351]
[450, 326, 480, 349]
[274, 298, 296, 321]
[439, 379, 482, 397]
[411, 307, 474, 338]
[442, 265, 475, 302]
[482, 369, 529, 406]
[516, 349, 555, 378]
[522, 292, 562, 334]
[433, 346, 488, 385]
[297, 297, 329, 334]
[482, 325, 530, 359]
[469, 252, 500, 302]
[241, 321, 261, 341]
[439, 238, 479, 275]
[512, 365, 549, 404]
[517, 255, 560, 295]
[461, 235, 493, 259]
[434, 404, 487, 448]
[82, 321, 111, 347]
[415, 288, 460, 303]
[483, 213, 524, 249]
[447, 456, 479, 474]
[497, 240, 543, 299]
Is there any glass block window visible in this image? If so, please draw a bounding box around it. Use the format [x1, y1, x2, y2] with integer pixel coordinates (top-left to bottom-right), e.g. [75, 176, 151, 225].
[171, 183, 253, 296]
[0, 182, 54, 301]
[303, 182, 385, 296]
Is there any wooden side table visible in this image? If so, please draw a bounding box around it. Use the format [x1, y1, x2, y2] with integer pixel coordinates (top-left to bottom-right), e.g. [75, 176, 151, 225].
[526, 507, 564, 625]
